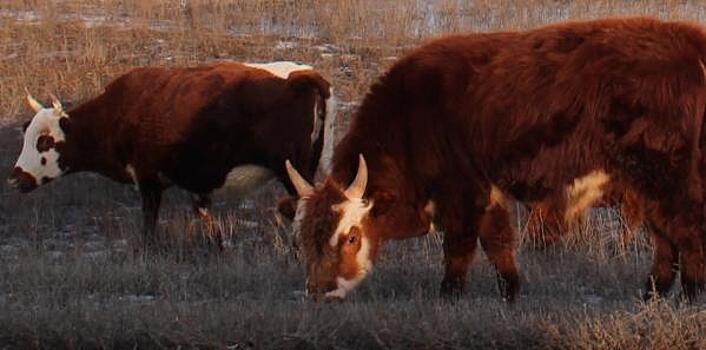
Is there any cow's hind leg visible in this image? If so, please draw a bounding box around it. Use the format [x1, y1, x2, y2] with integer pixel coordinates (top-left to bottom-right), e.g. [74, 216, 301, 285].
[139, 180, 163, 251]
[643, 229, 678, 300]
[479, 203, 520, 302]
[191, 193, 224, 250]
[643, 204, 704, 301]
[677, 225, 705, 300]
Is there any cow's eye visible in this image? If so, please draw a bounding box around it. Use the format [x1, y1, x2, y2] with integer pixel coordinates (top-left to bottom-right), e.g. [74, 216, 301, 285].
[347, 235, 357, 244]
[36, 135, 55, 152]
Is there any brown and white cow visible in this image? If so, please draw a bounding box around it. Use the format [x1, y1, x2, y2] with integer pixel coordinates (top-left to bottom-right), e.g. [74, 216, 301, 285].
[285, 17, 706, 302]
[8, 61, 335, 248]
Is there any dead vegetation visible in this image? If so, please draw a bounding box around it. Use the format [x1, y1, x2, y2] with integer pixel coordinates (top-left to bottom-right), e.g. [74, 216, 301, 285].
[1, 1, 706, 349]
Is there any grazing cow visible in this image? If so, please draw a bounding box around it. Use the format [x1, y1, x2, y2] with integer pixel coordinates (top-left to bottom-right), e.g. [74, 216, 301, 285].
[284, 17, 706, 302]
[8, 61, 335, 248]
[524, 176, 645, 247]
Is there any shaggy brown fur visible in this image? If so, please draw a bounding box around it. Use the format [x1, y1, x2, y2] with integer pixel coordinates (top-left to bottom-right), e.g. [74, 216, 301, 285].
[290, 17, 706, 301]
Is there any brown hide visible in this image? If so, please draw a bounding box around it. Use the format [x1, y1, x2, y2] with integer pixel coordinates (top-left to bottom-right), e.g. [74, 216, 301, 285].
[524, 181, 646, 247]
[295, 17, 706, 301]
[17, 61, 332, 246]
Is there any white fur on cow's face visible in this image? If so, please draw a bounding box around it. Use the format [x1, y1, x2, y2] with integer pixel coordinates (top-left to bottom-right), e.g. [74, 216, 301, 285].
[325, 235, 373, 299]
[14, 108, 67, 184]
[330, 198, 371, 247]
[316, 198, 373, 299]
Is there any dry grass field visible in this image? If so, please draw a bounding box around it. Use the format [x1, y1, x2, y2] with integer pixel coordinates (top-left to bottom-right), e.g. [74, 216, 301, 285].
[3, 1, 706, 349]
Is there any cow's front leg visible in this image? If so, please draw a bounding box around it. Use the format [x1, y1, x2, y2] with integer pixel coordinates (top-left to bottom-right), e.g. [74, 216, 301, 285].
[138, 180, 163, 250]
[191, 193, 224, 250]
[438, 200, 482, 298]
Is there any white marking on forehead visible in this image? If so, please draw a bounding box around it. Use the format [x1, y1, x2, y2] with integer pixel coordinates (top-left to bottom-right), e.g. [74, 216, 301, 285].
[243, 61, 312, 79]
[14, 108, 66, 182]
[329, 198, 371, 247]
[564, 170, 610, 223]
[325, 236, 372, 299]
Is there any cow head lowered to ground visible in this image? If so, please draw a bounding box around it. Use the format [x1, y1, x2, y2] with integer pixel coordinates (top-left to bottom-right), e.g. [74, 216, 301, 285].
[8, 92, 71, 192]
[287, 155, 388, 299]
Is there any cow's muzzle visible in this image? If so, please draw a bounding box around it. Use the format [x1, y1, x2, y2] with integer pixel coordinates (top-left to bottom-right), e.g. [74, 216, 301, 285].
[306, 280, 341, 302]
[7, 167, 37, 193]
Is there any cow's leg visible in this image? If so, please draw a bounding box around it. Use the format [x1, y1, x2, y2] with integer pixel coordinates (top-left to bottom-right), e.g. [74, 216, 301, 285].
[643, 229, 678, 300]
[479, 202, 520, 302]
[440, 228, 479, 298]
[438, 197, 483, 298]
[676, 225, 705, 300]
[642, 202, 704, 301]
[139, 180, 163, 250]
[191, 193, 223, 250]
[619, 188, 645, 246]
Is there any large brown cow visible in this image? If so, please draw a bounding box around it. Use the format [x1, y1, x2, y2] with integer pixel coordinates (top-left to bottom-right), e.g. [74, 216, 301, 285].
[285, 17, 706, 302]
[8, 61, 335, 248]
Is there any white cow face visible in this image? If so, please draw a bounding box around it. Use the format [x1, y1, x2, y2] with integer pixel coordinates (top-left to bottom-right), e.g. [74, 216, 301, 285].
[8, 93, 69, 192]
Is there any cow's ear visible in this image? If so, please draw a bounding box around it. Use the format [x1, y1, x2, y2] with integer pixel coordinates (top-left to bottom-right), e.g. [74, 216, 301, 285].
[59, 117, 71, 134]
[277, 195, 298, 221]
[370, 191, 396, 218]
[287, 71, 331, 99]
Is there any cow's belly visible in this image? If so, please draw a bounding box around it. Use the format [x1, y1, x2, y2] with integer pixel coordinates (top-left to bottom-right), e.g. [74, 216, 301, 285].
[213, 164, 276, 196]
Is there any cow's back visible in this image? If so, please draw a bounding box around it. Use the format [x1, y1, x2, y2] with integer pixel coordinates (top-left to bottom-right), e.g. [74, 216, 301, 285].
[80, 61, 325, 193]
[332, 17, 706, 205]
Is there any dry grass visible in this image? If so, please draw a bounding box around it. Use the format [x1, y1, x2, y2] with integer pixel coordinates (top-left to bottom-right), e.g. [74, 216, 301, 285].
[2, 1, 706, 349]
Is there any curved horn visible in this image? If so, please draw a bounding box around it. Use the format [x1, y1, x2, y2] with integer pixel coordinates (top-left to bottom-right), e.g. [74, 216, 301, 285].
[344, 154, 368, 199]
[285, 159, 314, 197]
[24, 88, 43, 112]
[48, 93, 63, 115]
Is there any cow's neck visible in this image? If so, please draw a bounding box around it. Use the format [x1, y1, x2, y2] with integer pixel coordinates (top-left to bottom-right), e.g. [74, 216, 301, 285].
[61, 102, 120, 178]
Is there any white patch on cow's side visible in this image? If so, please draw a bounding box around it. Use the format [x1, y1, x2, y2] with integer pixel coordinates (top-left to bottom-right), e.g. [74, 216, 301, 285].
[14, 108, 67, 183]
[310, 98, 322, 144]
[564, 170, 610, 224]
[325, 236, 372, 299]
[216, 164, 275, 196]
[317, 87, 337, 176]
[329, 198, 372, 247]
[243, 61, 312, 79]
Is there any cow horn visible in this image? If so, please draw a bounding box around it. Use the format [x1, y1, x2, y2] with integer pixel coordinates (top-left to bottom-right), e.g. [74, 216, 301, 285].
[49, 93, 64, 116]
[25, 88, 44, 112]
[285, 159, 314, 197]
[344, 154, 368, 199]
